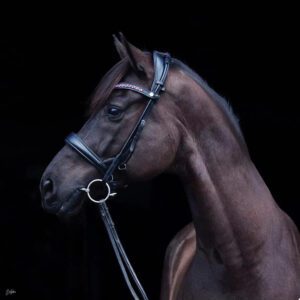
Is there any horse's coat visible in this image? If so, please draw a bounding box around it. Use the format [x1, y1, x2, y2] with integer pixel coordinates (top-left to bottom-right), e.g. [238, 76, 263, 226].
[40, 34, 300, 299]
[161, 223, 196, 300]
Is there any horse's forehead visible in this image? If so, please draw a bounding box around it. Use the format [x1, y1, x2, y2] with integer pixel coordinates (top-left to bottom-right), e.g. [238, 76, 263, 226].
[123, 70, 151, 85]
[122, 71, 140, 82]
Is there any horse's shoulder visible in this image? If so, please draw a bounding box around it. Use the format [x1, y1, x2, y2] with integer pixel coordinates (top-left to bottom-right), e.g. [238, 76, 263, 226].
[160, 223, 196, 300]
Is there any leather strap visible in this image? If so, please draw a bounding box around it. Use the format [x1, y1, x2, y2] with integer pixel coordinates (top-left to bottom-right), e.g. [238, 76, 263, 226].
[65, 133, 108, 174]
[65, 51, 172, 300]
[99, 202, 149, 300]
[151, 51, 170, 92]
[66, 52, 171, 184]
[115, 83, 158, 99]
[101, 52, 171, 181]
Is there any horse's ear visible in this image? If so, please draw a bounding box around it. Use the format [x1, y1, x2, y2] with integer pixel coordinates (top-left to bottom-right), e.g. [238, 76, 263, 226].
[113, 33, 147, 76]
[113, 34, 127, 59]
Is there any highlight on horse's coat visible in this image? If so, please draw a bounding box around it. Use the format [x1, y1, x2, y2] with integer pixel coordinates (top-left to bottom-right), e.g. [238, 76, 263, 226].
[40, 33, 300, 299]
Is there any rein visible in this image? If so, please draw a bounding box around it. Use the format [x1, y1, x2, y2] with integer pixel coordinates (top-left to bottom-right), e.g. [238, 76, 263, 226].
[65, 51, 171, 300]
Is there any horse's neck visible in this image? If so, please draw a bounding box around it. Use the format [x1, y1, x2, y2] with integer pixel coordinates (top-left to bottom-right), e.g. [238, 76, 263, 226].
[176, 83, 283, 274]
[183, 148, 279, 267]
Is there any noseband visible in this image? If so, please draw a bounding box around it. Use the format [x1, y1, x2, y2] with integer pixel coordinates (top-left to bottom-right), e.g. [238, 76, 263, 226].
[65, 51, 171, 300]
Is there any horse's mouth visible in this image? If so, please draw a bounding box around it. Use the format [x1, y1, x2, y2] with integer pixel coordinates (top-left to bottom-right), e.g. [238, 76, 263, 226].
[53, 177, 126, 217]
[56, 188, 86, 217]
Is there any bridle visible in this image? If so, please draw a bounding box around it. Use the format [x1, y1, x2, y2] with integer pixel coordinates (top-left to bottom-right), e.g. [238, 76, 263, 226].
[65, 51, 171, 300]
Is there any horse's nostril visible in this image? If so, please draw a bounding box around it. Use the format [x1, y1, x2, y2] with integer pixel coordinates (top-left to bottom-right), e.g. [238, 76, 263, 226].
[41, 178, 57, 205]
[43, 179, 53, 194]
[40, 177, 60, 212]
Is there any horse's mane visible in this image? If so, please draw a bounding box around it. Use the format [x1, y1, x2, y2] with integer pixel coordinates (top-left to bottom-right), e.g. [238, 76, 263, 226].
[172, 58, 245, 140]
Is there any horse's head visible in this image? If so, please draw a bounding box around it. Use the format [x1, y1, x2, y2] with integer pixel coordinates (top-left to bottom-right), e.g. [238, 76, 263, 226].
[40, 34, 183, 216]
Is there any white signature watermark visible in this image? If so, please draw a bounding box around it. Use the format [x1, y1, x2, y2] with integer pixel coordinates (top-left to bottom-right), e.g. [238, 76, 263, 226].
[5, 289, 16, 296]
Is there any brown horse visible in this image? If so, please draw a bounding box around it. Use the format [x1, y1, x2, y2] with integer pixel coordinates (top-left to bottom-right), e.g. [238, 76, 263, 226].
[40, 34, 300, 299]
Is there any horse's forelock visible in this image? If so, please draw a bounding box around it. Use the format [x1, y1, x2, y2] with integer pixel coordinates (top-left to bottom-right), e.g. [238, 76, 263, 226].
[88, 58, 130, 115]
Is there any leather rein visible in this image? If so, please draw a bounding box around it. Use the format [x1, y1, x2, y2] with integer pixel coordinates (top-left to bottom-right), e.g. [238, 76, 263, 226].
[65, 51, 171, 300]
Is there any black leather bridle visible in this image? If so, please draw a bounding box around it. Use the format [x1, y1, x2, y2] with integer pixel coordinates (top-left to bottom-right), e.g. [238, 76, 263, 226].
[65, 51, 171, 300]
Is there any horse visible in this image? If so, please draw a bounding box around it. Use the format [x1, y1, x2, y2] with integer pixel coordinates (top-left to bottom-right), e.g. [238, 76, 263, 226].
[40, 33, 300, 299]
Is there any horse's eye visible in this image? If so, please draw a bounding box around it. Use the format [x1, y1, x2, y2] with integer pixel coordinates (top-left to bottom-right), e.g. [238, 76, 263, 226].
[106, 106, 123, 120]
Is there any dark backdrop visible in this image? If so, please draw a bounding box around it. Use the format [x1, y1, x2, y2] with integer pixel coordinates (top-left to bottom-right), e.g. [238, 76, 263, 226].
[1, 6, 299, 300]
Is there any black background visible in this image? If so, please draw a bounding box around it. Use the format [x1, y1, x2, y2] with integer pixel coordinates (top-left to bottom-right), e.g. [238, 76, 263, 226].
[0, 5, 299, 300]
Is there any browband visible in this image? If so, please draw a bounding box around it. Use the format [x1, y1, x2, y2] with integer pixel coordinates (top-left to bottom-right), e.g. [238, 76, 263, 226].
[115, 83, 158, 99]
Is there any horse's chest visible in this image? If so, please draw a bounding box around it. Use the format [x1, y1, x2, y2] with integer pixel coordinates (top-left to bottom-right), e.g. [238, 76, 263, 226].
[177, 252, 225, 299]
